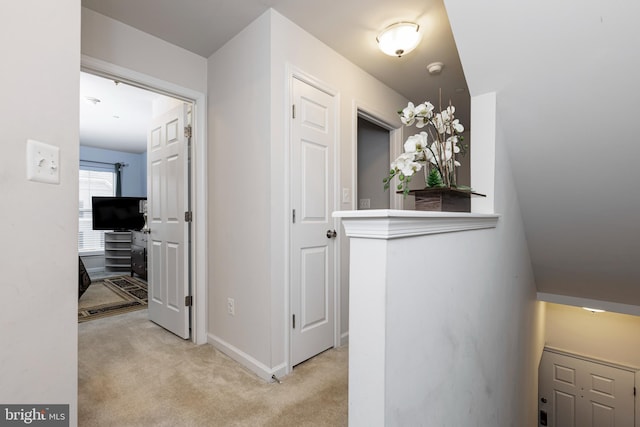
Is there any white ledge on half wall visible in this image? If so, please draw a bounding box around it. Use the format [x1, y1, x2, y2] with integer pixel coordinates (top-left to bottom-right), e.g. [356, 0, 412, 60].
[332, 209, 500, 240]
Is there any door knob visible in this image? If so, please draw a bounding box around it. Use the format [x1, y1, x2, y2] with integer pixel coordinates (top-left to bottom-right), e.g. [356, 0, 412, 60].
[326, 229, 337, 238]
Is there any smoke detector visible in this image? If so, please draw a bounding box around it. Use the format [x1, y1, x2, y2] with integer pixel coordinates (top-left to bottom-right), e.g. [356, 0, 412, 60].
[427, 62, 444, 75]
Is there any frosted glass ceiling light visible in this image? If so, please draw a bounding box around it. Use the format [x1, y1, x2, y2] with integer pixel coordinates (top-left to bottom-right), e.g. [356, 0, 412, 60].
[377, 22, 421, 57]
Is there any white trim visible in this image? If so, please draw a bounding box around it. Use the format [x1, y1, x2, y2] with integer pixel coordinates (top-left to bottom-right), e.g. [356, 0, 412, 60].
[340, 331, 349, 346]
[636, 370, 640, 427]
[287, 66, 341, 371]
[80, 55, 208, 345]
[334, 209, 500, 239]
[544, 346, 639, 372]
[208, 333, 287, 382]
[537, 292, 640, 317]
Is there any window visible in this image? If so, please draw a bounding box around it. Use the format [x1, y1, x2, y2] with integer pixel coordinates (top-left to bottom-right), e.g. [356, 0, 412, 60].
[79, 169, 115, 253]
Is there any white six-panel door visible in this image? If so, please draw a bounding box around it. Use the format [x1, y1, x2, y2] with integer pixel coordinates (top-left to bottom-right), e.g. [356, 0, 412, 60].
[290, 77, 337, 366]
[147, 103, 190, 339]
[539, 349, 635, 427]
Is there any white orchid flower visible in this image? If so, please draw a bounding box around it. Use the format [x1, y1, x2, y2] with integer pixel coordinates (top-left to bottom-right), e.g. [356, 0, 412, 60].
[451, 119, 464, 133]
[403, 132, 428, 153]
[447, 136, 461, 154]
[433, 113, 446, 134]
[400, 102, 416, 126]
[391, 152, 422, 177]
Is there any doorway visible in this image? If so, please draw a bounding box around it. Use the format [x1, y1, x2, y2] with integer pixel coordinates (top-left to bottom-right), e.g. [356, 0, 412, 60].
[79, 57, 207, 344]
[357, 117, 390, 210]
[289, 75, 338, 367]
[539, 348, 635, 426]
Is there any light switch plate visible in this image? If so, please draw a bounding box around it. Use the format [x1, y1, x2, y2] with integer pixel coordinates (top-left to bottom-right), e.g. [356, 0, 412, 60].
[342, 188, 351, 203]
[27, 139, 60, 184]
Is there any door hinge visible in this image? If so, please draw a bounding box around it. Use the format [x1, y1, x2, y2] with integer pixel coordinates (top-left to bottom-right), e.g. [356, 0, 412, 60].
[292, 209, 296, 223]
[185, 211, 193, 222]
[184, 125, 192, 139]
[292, 104, 296, 119]
[185, 295, 193, 307]
[634, 387, 636, 396]
[292, 314, 296, 329]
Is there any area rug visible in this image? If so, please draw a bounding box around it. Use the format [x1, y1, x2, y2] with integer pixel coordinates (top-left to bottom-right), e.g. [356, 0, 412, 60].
[78, 276, 148, 323]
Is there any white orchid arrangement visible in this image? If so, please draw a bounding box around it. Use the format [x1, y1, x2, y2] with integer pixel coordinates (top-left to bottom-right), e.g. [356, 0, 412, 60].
[384, 99, 468, 196]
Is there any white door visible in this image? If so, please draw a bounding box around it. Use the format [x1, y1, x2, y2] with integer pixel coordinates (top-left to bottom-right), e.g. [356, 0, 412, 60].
[147, 103, 190, 339]
[539, 349, 635, 427]
[290, 77, 337, 366]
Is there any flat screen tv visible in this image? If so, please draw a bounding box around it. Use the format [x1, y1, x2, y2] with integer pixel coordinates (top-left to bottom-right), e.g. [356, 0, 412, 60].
[92, 196, 146, 231]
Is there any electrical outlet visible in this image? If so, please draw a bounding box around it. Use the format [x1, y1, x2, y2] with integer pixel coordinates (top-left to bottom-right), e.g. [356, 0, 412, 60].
[227, 297, 235, 316]
[359, 198, 371, 209]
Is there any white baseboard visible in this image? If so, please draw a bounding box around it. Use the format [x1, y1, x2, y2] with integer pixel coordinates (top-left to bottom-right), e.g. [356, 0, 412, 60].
[340, 331, 349, 346]
[207, 333, 287, 382]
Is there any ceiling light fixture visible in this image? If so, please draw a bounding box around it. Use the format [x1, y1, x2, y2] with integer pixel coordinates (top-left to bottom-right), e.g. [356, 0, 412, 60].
[376, 22, 421, 58]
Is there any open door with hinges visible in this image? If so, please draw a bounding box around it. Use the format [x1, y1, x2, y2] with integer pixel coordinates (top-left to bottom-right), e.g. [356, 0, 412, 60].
[147, 103, 191, 339]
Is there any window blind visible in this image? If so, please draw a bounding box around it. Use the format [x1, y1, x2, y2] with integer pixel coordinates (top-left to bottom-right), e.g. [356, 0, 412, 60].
[78, 169, 115, 253]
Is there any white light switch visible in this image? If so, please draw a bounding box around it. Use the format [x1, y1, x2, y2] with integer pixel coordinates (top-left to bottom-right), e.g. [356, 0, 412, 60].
[27, 139, 60, 184]
[342, 188, 351, 203]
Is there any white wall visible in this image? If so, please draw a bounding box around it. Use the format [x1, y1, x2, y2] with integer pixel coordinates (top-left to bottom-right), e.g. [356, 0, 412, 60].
[207, 9, 409, 378]
[545, 302, 640, 368]
[207, 12, 274, 375]
[0, 1, 80, 424]
[81, 8, 207, 94]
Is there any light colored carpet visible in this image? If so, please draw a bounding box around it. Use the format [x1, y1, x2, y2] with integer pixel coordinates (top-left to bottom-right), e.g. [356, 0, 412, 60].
[78, 310, 348, 426]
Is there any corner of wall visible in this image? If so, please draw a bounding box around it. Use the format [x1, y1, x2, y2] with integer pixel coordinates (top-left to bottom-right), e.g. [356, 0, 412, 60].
[470, 92, 496, 214]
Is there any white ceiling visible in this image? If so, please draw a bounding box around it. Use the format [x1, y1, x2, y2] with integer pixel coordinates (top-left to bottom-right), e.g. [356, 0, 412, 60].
[80, 72, 173, 153]
[80, 0, 470, 149]
[81, 0, 640, 310]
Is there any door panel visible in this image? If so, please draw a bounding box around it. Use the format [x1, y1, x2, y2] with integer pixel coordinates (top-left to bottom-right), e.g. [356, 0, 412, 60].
[147, 103, 190, 339]
[301, 246, 328, 330]
[539, 350, 634, 427]
[291, 77, 336, 366]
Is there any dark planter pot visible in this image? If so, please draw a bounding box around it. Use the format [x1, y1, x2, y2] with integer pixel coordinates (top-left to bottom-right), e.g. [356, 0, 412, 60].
[407, 188, 483, 213]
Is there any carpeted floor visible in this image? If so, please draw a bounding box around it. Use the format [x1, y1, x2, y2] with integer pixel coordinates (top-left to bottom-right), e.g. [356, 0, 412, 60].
[78, 310, 348, 426]
[78, 276, 148, 322]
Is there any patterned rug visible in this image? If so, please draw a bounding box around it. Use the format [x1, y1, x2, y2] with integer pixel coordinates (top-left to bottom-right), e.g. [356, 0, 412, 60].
[78, 276, 148, 322]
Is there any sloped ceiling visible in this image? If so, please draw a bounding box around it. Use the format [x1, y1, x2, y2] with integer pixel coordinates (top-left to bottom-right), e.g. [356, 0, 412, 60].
[444, 0, 640, 306]
[81, 0, 640, 308]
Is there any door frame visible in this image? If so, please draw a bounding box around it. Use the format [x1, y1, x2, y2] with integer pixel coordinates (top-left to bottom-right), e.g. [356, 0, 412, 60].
[81, 55, 208, 345]
[285, 67, 340, 373]
[352, 103, 404, 211]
